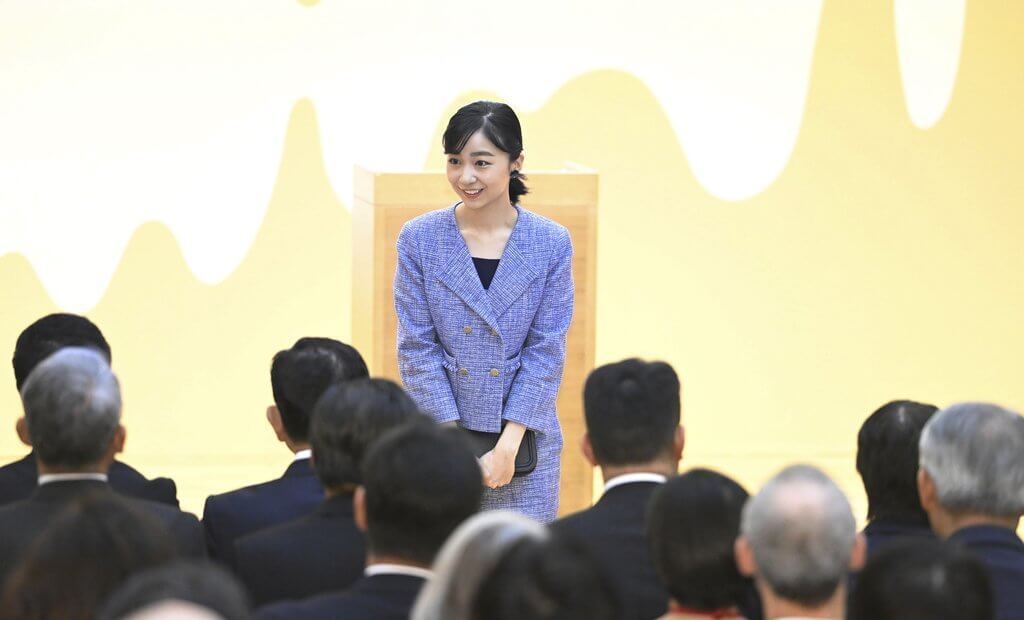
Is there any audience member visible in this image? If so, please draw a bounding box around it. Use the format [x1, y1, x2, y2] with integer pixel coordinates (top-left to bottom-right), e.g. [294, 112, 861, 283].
[99, 560, 251, 620]
[856, 400, 938, 557]
[848, 540, 994, 620]
[735, 465, 864, 620]
[235, 378, 424, 605]
[0, 347, 204, 586]
[202, 337, 368, 566]
[2, 313, 178, 506]
[918, 402, 1024, 620]
[258, 423, 482, 619]
[647, 469, 756, 620]
[0, 493, 176, 620]
[550, 358, 683, 620]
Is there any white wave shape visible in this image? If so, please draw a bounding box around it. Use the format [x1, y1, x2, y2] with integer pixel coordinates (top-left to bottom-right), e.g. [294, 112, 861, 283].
[895, 0, 966, 128]
[0, 1, 963, 310]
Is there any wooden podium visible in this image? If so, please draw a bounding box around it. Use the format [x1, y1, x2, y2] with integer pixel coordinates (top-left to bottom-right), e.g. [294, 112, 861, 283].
[351, 166, 598, 516]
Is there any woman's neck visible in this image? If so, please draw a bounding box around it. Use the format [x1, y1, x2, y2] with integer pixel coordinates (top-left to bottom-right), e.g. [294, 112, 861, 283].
[456, 199, 517, 233]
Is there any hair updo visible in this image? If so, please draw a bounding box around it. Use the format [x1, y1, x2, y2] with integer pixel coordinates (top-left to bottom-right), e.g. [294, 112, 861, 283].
[443, 101, 529, 205]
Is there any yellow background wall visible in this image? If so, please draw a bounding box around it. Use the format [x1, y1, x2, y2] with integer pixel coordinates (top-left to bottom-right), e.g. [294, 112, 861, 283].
[2, 0, 1022, 517]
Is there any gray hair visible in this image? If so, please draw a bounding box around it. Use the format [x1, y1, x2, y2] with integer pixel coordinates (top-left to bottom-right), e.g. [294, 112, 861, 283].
[919, 402, 1024, 517]
[411, 511, 548, 620]
[740, 465, 856, 607]
[19, 347, 122, 468]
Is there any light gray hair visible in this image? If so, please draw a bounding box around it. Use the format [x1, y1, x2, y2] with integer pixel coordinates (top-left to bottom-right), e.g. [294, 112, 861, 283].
[740, 465, 856, 607]
[919, 402, 1024, 517]
[411, 510, 548, 620]
[19, 347, 122, 469]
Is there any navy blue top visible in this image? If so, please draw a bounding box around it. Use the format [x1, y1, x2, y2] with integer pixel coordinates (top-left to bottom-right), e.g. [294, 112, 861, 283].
[949, 524, 1024, 620]
[472, 257, 500, 289]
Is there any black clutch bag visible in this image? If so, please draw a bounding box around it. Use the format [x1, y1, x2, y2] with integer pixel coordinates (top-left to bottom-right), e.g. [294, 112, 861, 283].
[460, 426, 537, 477]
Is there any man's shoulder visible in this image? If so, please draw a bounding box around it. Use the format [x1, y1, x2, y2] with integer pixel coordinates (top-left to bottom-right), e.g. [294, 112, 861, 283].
[205, 472, 320, 516]
[256, 591, 347, 620]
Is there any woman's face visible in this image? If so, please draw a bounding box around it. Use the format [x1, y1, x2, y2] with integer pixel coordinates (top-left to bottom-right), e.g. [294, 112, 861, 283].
[446, 130, 523, 211]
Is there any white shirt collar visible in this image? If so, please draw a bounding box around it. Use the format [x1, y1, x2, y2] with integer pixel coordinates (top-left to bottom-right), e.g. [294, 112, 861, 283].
[38, 473, 108, 486]
[293, 449, 312, 461]
[364, 564, 433, 580]
[602, 472, 667, 494]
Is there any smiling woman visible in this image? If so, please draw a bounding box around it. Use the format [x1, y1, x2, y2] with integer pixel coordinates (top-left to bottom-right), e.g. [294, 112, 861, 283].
[394, 101, 573, 523]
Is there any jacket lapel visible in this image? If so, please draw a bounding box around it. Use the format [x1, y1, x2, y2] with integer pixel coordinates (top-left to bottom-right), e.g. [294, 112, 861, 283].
[438, 209, 499, 328]
[487, 235, 539, 319]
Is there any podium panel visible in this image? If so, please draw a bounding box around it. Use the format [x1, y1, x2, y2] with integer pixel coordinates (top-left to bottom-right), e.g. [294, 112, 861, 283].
[352, 166, 597, 516]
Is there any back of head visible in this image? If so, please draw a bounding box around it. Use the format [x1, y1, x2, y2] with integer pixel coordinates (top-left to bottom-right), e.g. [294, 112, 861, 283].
[471, 536, 619, 620]
[361, 424, 482, 566]
[740, 464, 856, 607]
[857, 400, 938, 521]
[411, 511, 547, 620]
[0, 492, 175, 620]
[270, 337, 368, 443]
[919, 402, 1024, 518]
[13, 313, 111, 391]
[20, 347, 122, 469]
[310, 377, 424, 489]
[99, 560, 251, 620]
[648, 468, 751, 612]
[583, 359, 680, 466]
[849, 540, 993, 620]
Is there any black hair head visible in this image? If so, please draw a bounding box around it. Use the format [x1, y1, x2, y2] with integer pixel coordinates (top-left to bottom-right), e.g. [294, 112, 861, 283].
[443, 100, 529, 205]
[13, 313, 111, 391]
[98, 560, 251, 620]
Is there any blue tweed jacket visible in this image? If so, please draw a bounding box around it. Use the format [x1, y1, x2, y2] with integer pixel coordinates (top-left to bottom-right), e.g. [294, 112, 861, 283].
[394, 204, 573, 434]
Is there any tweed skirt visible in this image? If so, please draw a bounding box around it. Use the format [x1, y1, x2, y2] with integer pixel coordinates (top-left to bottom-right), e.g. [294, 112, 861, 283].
[479, 425, 563, 523]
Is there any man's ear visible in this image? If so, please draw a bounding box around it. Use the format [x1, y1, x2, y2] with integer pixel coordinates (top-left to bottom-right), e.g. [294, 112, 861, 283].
[849, 532, 867, 572]
[917, 468, 936, 513]
[112, 425, 126, 455]
[15, 417, 31, 447]
[672, 425, 685, 462]
[735, 536, 757, 578]
[581, 433, 597, 468]
[354, 486, 368, 534]
[266, 405, 287, 443]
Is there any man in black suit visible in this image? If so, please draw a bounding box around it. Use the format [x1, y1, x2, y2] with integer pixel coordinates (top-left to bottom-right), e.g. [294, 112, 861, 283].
[257, 423, 482, 619]
[855, 400, 938, 558]
[236, 378, 425, 605]
[550, 358, 685, 620]
[2, 313, 178, 506]
[0, 347, 204, 585]
[202, 337, 368, 566]
[918, 402, 1024, 620]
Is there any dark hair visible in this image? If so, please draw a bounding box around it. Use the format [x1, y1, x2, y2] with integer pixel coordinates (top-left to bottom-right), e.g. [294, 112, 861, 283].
[849, 540, 993, 620]
[361, 424, 482, 565]
[270, 337, 368, 443]
[98, 560, 251, 620]
[856, 400, 938, 522]
[13, 313, 111, 391]
[471, 536, 619, 620]
[310, 378, 424, 489]
[0, 493, 175, 620]
[647, 469, 752, 612]
[583, 359, 681, 466]
[443, 100, 529, 205]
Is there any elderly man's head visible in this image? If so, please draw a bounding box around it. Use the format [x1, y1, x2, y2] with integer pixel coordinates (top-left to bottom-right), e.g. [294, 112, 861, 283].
[736, 465, 864, 612]
[917, 402, 1024, 536]
[19, 347, 125, 471]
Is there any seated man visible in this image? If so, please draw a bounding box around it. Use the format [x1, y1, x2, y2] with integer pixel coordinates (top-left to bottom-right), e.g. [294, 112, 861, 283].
[235, 378, 424, 606]
[735, 465, 865, 620]
[550, 358, 684, 620]
[855, 400, 938, 557]
[257, 423, 482, 619]
[202, 337, 368, 566]
[0, 348, 204, 584]
[918, 402, 1024, 620]
[2, 313, 177, 506]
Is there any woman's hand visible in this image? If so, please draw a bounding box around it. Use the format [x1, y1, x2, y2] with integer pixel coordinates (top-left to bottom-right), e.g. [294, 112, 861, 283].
[479, 422, 527, 489]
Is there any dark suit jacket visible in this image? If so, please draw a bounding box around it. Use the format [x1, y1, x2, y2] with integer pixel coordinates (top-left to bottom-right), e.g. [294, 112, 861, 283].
[862, 516, 936, 559]
[0, 452, 178, 507]
[949, 524, 1024, 620]
[550, 480, 668, 620]
[256, 573, 426, 620]
[0, 479, 204, 587]
[202, 458, 323, 567]
[235, 493, 366, 606]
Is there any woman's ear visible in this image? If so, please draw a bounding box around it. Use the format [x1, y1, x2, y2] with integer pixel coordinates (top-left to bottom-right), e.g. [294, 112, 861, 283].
[513, 151, 524, 172]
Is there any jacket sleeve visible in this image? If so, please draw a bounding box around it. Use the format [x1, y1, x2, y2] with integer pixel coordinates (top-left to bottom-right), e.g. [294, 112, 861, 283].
[502, 227, 574, 431]
[394, 223, 461, 424]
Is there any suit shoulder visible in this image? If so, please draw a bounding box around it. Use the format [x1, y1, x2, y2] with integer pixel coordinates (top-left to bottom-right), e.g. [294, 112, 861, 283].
[399, 206, 454, 238]
[204, 477, 289, 513]
[521, 208, 570, 241]
[549, 504, 600, 536]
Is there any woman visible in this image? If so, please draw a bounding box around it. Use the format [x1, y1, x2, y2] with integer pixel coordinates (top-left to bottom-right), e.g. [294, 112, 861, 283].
[394, 100, 573, 522]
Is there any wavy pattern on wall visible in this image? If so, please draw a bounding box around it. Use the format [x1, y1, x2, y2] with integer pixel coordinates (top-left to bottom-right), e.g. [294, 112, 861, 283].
[1, 0, 1021, 513]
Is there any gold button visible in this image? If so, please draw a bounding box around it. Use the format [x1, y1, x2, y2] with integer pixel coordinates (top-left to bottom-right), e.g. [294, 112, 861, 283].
[463, 326, 472, 334]
[458, 368, 469, 377]
[489, 368, 500, 377]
